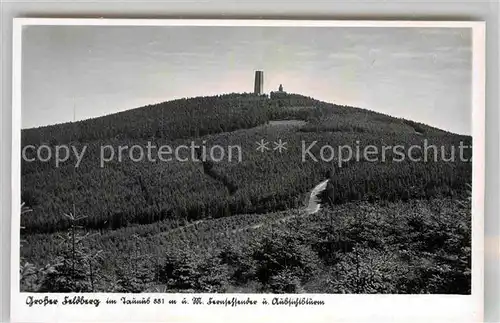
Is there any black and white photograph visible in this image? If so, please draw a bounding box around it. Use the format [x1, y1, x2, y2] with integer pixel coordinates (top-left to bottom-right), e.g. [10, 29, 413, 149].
[10, 18, 485, 322]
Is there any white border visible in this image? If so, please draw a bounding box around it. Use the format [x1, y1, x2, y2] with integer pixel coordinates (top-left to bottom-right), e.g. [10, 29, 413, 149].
[10, 18, 485, 323]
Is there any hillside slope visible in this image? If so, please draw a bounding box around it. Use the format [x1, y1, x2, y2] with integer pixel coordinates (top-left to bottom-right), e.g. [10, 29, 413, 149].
[20, 92, 472, 233]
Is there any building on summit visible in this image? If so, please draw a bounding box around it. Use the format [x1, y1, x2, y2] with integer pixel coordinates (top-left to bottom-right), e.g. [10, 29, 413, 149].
[254, 71, 264, 95]
[253, 71, 287, 99]
[270, 83, 287, 99]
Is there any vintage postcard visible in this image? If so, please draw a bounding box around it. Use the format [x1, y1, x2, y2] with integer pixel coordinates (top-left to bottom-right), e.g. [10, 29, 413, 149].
[11, 18, 485, 322]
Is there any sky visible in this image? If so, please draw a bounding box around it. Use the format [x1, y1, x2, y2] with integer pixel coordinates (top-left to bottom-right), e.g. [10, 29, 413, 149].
[22, 25, 472, 135]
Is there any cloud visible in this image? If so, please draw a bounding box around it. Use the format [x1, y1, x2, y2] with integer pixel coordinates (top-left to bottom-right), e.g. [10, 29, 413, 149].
[389, 50, 471, 67]
[417, 28, 465, 36]
[327, 52, 362, 60]
[295, 51, 317, 57]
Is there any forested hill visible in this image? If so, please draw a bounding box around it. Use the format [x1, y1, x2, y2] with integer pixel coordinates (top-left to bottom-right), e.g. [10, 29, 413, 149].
[22, 93, 269, 145]
[21, 92, 472, 234]
[22, 92, 458, 145]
